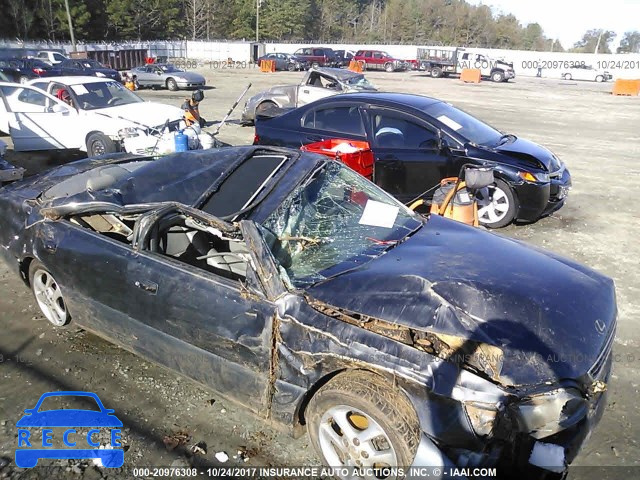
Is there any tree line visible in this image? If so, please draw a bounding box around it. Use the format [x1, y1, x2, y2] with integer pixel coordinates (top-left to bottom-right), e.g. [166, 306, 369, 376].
[2, 0, 639, 54]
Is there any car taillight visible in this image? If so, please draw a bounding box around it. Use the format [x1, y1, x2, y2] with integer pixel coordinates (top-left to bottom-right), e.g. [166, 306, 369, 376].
[253, 133, 260, 145]
[33, 68, 45, 75]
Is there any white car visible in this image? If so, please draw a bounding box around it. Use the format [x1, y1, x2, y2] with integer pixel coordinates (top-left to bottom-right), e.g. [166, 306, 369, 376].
[561, 65, 612, 82]
[36, 50, 68, 66]
[0, 76, 207, 156]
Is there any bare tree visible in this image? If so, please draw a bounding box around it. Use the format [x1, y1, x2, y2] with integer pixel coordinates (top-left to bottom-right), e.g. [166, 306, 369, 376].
[8, 0, 36, 40]
[184, 0, 210, 40]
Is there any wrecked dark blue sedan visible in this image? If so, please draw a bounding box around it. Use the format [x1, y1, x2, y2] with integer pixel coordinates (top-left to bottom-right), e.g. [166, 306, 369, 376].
[0, 147, 615, 479]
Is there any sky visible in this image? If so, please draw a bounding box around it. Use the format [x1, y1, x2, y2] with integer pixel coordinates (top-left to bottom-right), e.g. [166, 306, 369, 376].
[467, 0, 640, 50]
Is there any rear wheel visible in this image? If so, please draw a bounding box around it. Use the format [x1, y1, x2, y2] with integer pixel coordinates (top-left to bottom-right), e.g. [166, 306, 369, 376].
[86, 132, 118, 157]
[19, 75, 29, 84]
[595, 75, 604, 82]
[307, 371, 420, 477]
[29, 261, 70, 327]
[564, 73, 572, 80]
[430, 67, 443, 78]
[476, 179, 517, 228]
[166, 77, 178, 91]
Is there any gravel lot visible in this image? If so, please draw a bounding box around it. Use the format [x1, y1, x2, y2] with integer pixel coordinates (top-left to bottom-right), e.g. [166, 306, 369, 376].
[1, 67, 639, 479]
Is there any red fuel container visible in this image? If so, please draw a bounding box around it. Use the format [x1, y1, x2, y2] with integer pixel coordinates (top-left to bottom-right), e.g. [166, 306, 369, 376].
[301, 139, 374, 180]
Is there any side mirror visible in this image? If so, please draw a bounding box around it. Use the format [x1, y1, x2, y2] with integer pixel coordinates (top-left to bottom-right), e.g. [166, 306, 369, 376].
[51, 104, 70, 115]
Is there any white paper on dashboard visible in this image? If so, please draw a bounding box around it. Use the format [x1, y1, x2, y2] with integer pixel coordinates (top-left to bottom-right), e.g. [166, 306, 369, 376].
[358, 200, 399, 228]
[71, 84, 89, 95]
[437, 114, 463, 131]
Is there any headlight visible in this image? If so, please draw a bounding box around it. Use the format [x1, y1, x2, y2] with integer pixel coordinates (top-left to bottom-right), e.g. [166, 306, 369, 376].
[464, 402, 499, 437]
[518, 388, 587, 439]
[95, 72, 106, 77]
[518, 171, 549, 183]
[118, 127, 140, 139]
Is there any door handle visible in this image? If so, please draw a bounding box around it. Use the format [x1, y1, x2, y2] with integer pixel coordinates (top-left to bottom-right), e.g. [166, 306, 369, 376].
[134, 280, 158, 295]
[303, 89, 309, 93]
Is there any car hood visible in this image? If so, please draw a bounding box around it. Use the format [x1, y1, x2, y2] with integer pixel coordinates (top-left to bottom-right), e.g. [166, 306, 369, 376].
[98, 102, 184, 128]
[479, 137, 562, 172]
[306, 215, 616, 387]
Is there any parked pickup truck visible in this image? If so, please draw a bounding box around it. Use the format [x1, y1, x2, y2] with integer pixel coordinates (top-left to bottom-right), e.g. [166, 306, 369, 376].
[418, 47, 515, 82]
[241, 67, 377, 124]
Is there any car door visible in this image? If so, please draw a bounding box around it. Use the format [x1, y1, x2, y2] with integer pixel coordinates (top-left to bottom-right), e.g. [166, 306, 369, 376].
[60, 60, 80, 76]
[124, 204, 278, 412]
[0, 83, 81, 151]
[371, 51, 385, 70]
[364, 107, 452, 202]
[297, 72, 342, 106]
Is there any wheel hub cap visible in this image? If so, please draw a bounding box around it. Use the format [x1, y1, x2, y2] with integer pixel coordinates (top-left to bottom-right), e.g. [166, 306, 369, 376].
[318, 405, 397, 478]
[33, 269, 67, 326]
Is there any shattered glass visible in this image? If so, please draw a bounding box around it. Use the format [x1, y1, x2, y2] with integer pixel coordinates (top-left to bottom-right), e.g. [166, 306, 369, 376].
[262, 162, 422, 288]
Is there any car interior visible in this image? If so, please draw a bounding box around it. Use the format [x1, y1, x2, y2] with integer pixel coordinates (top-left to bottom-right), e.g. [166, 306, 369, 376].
[69, 209, 251, 282]
[306, 72, 341, 90]
[149, 214, 251, 281]
[303, 106, 364, 135]
[373, 113, 438, 149]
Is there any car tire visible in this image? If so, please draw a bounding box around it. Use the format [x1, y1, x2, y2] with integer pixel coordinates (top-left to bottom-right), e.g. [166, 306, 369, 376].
[29, 261, 71, 327]
[19, 75, 29, 84]
[491, 70, 505, 82]
[307, 371, 420, 474]
[312, 62, 320, 69]
[166, 77, 178, 91]
[86, 132, 118, 157]
[287, 63, 296, 72]
[595, 75, 604, 82]
[430, 67, 443, 78]
[564, 73, 572, 80]
[476, 178, 518, 228]
[384, 62, 394, 73]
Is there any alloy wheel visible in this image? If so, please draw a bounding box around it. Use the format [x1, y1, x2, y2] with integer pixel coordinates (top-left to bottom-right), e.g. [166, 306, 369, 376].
[318, 405, 397, 475]
[32, 269, 68, 326]
[476, 185, 510, 225]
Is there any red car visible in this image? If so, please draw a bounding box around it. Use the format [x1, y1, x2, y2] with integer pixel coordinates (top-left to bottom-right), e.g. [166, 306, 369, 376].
[353, 50, 408, 72]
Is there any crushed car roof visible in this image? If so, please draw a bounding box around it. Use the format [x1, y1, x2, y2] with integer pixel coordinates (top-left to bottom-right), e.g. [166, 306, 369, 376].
[311, 67, 366, 81]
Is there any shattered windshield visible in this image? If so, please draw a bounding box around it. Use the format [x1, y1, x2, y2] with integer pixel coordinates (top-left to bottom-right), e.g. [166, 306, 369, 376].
[344, 75, 375, 90]
[262, 161, 422, 288]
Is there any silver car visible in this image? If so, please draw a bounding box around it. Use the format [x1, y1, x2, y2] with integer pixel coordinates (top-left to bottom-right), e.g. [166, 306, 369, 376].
[129, 63, 206, 91]
[241, 67, 377, 124]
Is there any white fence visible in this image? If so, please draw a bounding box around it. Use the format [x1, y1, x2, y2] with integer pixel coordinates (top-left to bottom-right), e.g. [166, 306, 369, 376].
[3, 39, 640, 78]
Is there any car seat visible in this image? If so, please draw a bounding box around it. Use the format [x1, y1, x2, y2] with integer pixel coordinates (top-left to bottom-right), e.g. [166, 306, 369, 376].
[375, 127, 405, 148]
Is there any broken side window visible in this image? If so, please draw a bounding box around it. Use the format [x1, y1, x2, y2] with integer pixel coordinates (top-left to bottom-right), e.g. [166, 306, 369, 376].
[149, 214, 251, 282]
[68, 212, 138, 244]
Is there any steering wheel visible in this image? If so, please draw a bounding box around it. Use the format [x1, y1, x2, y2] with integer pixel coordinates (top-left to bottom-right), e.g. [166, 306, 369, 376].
[107, 97, 122, 106]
